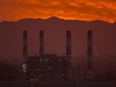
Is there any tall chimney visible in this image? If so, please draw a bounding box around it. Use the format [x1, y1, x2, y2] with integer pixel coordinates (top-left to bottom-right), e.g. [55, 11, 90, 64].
[39, 31, 44, 56]
[66, 30, 72, 79]
[23, 31, 28, 81]
[23, 31, 28, 62]
[87, 30, 93, 81]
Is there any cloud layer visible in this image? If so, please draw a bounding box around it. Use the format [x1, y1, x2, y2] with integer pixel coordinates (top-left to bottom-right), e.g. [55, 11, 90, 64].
[0, 0, 116, 22]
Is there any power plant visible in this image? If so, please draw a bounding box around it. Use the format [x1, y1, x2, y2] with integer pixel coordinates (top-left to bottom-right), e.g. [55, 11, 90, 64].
[23, 30, 72, 81]
[22, 30, 94, 83]
[1, 30, 116, 87]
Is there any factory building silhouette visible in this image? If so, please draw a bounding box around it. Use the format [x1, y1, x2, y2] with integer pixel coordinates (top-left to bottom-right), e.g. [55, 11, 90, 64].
[22, 30, 93, 82]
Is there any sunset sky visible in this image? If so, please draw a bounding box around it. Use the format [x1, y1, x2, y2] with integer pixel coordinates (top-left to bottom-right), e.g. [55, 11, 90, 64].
[0, 0, 116, 22]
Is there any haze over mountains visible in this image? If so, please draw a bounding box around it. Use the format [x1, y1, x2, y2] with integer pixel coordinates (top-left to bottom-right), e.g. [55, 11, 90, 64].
[0, 16, 116, 64]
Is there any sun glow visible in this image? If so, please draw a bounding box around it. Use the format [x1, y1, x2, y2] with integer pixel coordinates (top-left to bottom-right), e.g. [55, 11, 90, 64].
[0, 0, 116, 22]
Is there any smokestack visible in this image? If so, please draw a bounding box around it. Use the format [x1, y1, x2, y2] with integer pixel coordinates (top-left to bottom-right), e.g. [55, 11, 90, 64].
[66, 30, 72, 79]
[23, 31, 28, 62]
[66, 31, 71, 57]
[87, 30, 93, 81]
[23, 31, 28, 81]
[39, 31, 44, 56]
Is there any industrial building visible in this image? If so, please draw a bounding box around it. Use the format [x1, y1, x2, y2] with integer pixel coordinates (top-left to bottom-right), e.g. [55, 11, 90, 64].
[26, 54, 69, 81]
[22, 30, 94, 82]
[23, 30, 72, 81]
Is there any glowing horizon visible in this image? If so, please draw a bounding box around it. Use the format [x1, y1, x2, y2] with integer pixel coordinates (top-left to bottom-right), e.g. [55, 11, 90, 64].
[0, 0, 116, 22]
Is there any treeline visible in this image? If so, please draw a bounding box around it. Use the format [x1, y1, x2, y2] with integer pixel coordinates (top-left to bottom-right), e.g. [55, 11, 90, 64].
[0, 62, 22, 81]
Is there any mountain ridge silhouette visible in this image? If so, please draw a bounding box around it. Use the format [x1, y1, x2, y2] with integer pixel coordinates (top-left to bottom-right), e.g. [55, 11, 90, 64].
[0, 16, 115, 24]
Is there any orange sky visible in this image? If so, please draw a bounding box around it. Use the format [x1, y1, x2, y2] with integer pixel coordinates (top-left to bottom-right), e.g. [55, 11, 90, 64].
[0, 0, 116, 22]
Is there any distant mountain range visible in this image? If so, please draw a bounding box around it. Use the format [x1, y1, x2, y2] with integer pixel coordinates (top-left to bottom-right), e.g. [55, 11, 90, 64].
[0, 16, 116, 64]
